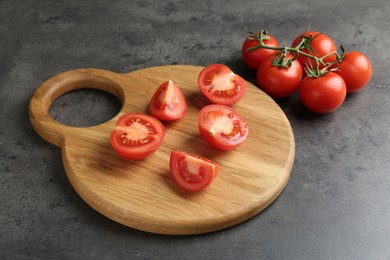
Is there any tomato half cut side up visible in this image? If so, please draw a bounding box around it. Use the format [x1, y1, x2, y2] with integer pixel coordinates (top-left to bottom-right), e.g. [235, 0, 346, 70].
[198, 104, 249, 151]
[149, 80, 187, 121]
[198, 64, 247, 106]
[110, 113, 165, 160]
[169, 150, 219, 192]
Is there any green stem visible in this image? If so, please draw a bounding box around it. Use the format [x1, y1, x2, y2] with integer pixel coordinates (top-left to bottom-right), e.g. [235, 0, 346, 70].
[245, 29, 342, 76]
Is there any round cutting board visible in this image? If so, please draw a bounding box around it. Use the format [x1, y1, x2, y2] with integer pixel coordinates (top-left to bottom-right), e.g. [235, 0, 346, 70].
[29, 65, 295, 235]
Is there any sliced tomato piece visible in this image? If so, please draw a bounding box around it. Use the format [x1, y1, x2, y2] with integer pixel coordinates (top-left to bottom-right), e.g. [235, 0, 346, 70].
[198, 104, 248, 151]
[198, 64, 247, 106]
[169, 150, 219, 192]
[110, 113, 165, 160]
[149, 80, 187, 121]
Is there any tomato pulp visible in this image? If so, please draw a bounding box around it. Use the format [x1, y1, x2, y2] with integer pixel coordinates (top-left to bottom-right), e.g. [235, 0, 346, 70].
[198, 104, 248, 150]
[198, 64, 247, 106]
[169, 150, 219, 192]
[110, 113, 165, 160]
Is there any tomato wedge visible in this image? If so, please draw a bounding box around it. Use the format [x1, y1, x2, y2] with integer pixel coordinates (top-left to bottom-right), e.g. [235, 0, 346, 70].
[110, 113, 165, 160]
[169, 150, 219, 192]
[198, 64, 247, 106]
[198, 104, 248, 151]
[149, 80, 187, 121]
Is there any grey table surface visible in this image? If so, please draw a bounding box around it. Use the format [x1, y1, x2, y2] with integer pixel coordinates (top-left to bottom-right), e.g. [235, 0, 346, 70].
[1, 0, 389, 259]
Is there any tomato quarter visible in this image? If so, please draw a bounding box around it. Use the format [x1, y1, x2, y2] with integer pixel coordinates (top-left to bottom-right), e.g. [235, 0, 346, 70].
[242, 32, 280, 70]
[110, 113, 165, 160]
[149, 80, 187, 121]
[198, 104, 248, 150]
[335, 51, 372, 93]
[198, 64, 247, 106]
[169, 150, 219, 192]
[299, 72, 347, 113]
[257, 53, 303, 98]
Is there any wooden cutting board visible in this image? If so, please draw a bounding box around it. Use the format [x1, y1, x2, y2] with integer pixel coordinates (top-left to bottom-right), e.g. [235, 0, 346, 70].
[29, 65, 295, 235]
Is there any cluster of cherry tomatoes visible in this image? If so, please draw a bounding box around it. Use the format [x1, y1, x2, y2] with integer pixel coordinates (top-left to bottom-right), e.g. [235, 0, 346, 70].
[110, 65, 249, 192]
[242, 30, 372, 113]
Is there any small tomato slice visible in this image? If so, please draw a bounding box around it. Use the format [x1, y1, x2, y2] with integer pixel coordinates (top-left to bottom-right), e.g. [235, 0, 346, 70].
[198, 64, 247, 106]
[149, 80, 187, 121]
[198, 104, 248, 150]
[169, 150, 219, 192]
[110, 113, 165, 160]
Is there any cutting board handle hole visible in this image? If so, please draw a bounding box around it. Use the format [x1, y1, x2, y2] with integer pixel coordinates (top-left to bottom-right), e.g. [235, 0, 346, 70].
[49, 88, 121, 127]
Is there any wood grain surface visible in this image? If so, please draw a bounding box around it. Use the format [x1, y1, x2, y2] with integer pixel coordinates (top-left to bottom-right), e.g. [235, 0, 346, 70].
[29, 65, 295, 235]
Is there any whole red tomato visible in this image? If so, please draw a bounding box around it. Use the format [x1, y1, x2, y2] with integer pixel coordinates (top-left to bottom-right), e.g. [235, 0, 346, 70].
[257, 53, 303, 98]
[335, 51, 372, 93]
[292, 31, 337, 70]
[242, 33, 280, 70]
[299, 72, 347, 113]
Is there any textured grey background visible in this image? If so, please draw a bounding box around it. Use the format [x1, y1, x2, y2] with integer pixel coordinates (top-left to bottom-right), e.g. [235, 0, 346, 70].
[1, 0, 390, 259]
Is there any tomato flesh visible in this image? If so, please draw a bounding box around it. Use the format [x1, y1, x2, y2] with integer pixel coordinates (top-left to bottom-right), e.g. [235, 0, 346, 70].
[149, 80, 187, 121]
[170, 150, 219, 192]
[198, 104, 248, 150]
[110, 113, 165, 160]
[198, 64, 247, 106]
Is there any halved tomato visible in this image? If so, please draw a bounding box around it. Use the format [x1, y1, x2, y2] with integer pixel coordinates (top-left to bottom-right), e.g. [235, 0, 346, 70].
[149, 80, 187, 121]
[198, 64, 247, 106]
[198, 104, 248, 151]
[169, 150, 219, 192]
[110, 113, 165, 160]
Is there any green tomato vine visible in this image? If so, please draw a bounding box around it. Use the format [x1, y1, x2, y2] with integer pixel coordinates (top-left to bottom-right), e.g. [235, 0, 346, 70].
[245, 29, 344, 77]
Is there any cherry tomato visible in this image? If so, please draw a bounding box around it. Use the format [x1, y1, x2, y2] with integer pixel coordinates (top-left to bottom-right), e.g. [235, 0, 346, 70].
[242, 32, 280, 70]
[299, 72, 347, 113]
[335, 51, 372, 93]
[169, 150, 219, 192]
[256, 53, 303, 98]
[198, 104, 248, 151]
[292, 31, 337, 69]
[149, 80, 187, 121]
[198, 64, 247, 106]
[110, 113, 165, 160]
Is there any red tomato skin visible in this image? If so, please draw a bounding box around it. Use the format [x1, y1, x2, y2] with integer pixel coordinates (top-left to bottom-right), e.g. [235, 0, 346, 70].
[292, 31, 337, 69]
[335, 51, 372, 93]
[242, 33, 280, 70]
[110, 113, 165, 160]
[299, 72, 347, 113]
[198, 64, 247, 106]
[256, 54, 303, 98]
[169, 150, 219, 192]
[149, 80, 187, 121]
[198, 104, 248, 151]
